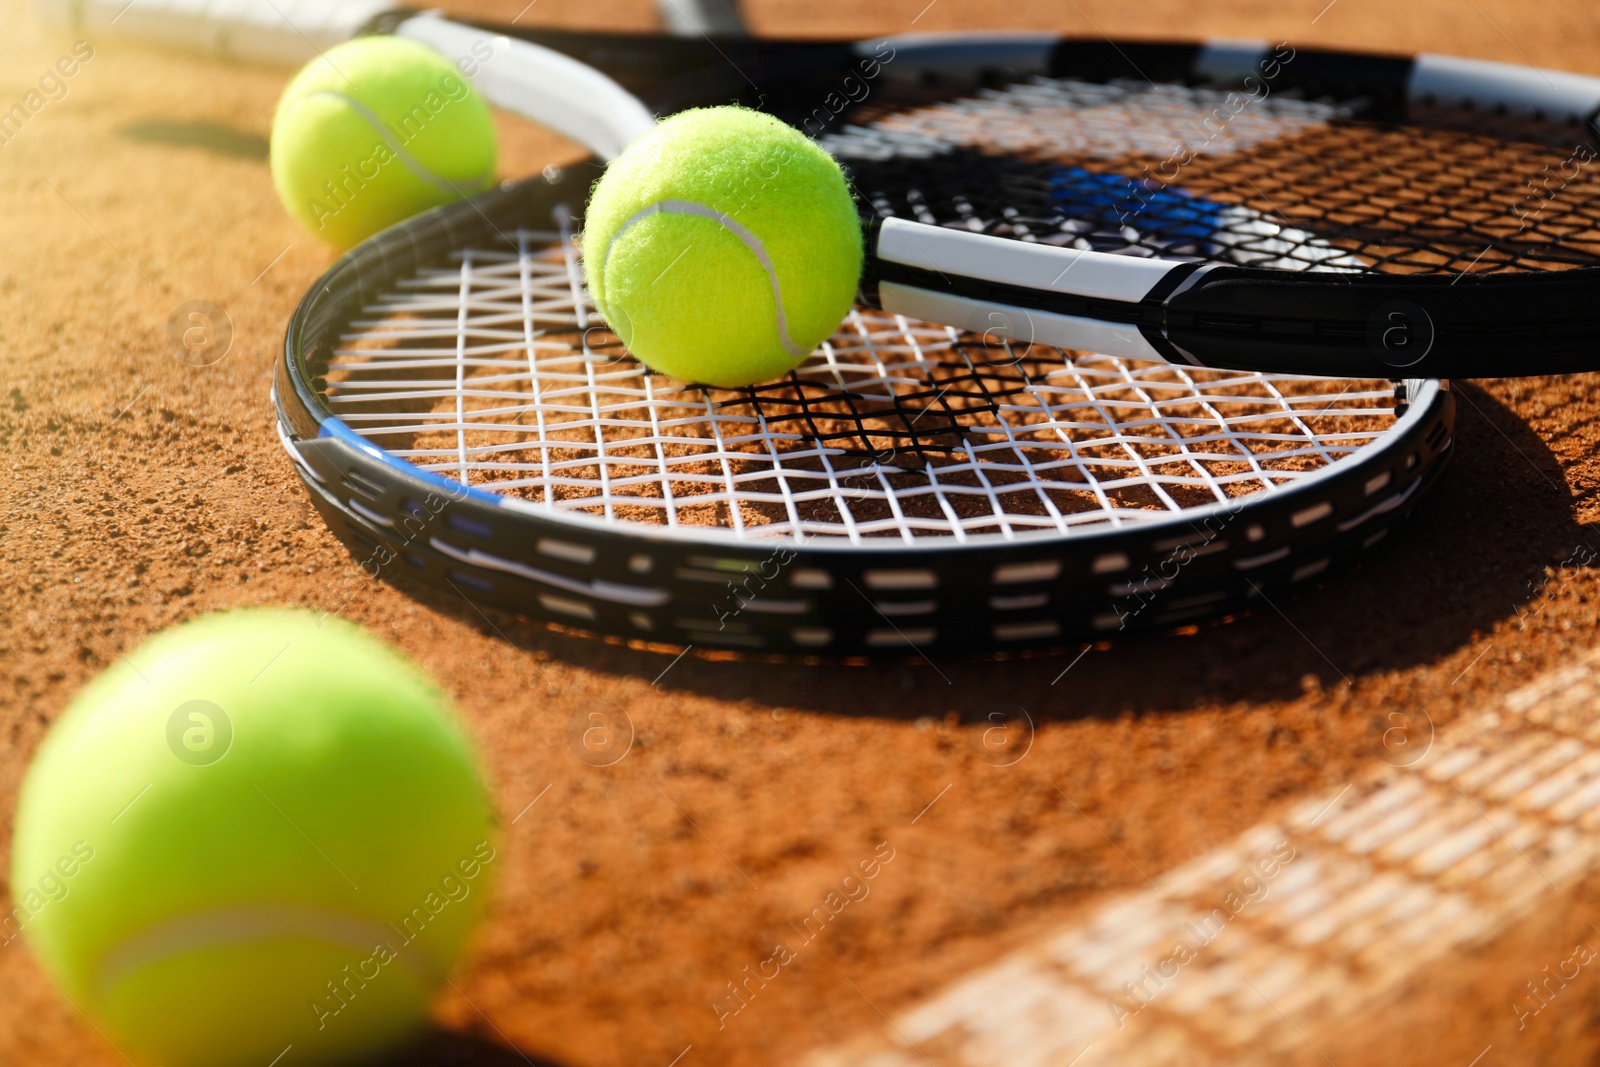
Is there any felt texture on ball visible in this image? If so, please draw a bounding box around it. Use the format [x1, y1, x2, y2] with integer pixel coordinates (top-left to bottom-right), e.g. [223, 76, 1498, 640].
[270, 36, 497, 251]
[583, 106, 863, 388]
[9, 609, 497, 1067]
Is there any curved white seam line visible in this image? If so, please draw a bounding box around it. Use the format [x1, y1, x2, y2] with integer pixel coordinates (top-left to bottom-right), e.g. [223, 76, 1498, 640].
[94, 906, 443, 1002]
[300, 89, 493, 196]
[601, 199, 808, 359]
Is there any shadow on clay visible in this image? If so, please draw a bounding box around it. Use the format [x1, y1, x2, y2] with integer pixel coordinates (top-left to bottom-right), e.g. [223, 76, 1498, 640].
[119, 119, 269, 160]
[379, 1027, 566, 1067]
[373, 380, 1596, 723]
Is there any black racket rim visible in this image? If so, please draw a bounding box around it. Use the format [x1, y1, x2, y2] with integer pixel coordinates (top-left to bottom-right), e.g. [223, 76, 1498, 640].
[276, 173, 1456, 657]
[406, 23, 1600, 379]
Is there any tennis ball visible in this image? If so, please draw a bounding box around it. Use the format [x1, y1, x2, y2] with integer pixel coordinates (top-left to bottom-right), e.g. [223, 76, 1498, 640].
[270, 36, 497, 251]
[583, 106, 863, 387]
[10, 609, 497, 1067]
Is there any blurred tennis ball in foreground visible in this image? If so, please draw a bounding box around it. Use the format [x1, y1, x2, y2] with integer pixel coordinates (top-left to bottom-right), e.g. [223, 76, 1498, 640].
[584, 106, 863, 388]
[271, 36, 497, 250]
[10, 609, 497, 1067]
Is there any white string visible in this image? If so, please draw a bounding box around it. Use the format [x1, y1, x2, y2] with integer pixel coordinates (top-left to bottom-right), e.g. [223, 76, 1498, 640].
[323, 227, 1401, 544]
[453, 250, 472, 486]
[518, 229, 554, 507]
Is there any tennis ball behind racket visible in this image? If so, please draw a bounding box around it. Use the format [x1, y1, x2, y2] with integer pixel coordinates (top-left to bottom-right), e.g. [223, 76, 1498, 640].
[10, 609, 497, 1067]
[584, 106, 863, 387]
[271, 36, 497, 251]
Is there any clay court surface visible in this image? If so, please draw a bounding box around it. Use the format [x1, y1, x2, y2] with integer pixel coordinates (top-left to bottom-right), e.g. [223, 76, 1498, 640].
[4, 0, 1600, 1064]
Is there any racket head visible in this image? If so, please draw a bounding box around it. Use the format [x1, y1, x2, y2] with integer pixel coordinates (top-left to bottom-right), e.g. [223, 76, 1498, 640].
[54, 2, 1600, 372]
[276, 173, 1454, 657]
[478, 30, 1600, 377]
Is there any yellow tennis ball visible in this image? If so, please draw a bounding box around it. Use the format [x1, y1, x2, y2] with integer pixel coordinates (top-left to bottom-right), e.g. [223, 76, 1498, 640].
[9, 609, 497, 1067]
[270, 36, 497, 250]
[583, 106, 864, 388]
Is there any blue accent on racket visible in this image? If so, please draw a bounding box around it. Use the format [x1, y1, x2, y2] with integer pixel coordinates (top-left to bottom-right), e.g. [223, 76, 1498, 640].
[1049, 167, 1231, 255]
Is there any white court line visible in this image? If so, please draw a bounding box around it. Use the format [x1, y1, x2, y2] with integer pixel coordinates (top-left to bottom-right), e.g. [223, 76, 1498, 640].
[806, 650, 1600, 1066]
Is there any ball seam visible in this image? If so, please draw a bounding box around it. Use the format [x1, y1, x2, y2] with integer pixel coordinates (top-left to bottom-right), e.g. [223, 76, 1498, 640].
[296, 89, 493, 195]
[599, 199, 809, 359]
[92, 905, 444, 1006]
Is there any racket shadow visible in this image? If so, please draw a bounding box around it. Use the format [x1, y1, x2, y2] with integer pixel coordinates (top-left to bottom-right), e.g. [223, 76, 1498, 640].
[118, 119, 269, 160]
[375, 1027, 566, 1067]
[394, 379, 1587, 721]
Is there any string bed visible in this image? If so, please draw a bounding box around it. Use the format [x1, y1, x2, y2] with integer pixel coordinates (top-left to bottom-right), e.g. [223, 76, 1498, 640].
[829, 77, 1600, 275]
[322, 223, 1399, 544]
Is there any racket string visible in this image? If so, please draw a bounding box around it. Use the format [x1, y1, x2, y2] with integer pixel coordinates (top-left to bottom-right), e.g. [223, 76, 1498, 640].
[827, 76, 1600, 276]
[515, 229, 557, 509]
[320, 227, 1401, 543]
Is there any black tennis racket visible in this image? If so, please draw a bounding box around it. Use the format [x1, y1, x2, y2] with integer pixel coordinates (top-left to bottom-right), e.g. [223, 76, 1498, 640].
[48, 0, 1492, 655]
[53, 0, 1600, 377]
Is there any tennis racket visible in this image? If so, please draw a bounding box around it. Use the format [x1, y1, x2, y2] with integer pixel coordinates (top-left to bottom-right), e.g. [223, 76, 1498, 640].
[45, 0, 1479, 655]
[44, 0, 1600, 377]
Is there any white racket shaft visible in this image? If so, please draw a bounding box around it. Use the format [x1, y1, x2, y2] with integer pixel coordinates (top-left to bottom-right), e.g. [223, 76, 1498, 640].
[397, 13, 654, 159]
[33, 0, 656, 159]
[36, 0, 389, 65]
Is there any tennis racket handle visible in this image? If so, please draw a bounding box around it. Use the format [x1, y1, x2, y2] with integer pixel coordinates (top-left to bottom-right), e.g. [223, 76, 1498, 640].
[33, 0, 392, 65]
